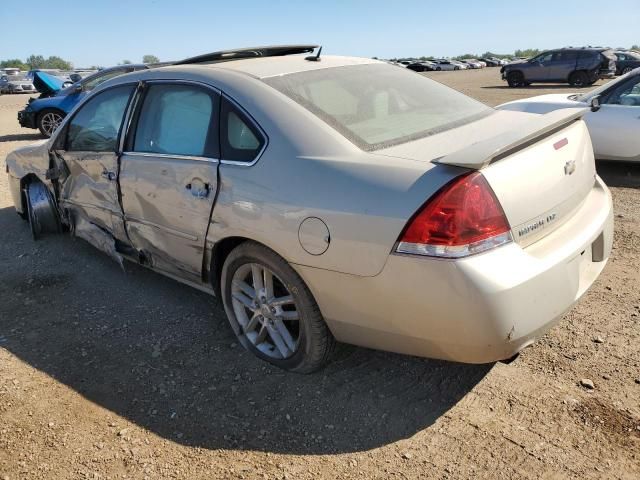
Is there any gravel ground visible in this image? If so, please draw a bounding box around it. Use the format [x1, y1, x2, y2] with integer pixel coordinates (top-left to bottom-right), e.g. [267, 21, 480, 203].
[1, 68, 639, 480]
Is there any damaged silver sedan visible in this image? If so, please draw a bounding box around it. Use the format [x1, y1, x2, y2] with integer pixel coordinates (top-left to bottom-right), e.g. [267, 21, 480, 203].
[6, 46, 613, 373]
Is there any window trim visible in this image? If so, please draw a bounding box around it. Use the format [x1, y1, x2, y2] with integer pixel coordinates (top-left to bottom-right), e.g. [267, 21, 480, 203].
[219, 93, 269, 167]
[122, 79, 222, 162]
[62, 83, 137, 153]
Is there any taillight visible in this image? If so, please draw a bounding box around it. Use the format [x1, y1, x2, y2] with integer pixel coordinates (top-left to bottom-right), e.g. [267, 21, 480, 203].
[396, 172, 512, 258]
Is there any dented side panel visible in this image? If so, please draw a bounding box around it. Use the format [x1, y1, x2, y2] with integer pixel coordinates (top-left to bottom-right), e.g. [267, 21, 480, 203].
[119, 153, 219, 280]
[57, 151, 125, 239]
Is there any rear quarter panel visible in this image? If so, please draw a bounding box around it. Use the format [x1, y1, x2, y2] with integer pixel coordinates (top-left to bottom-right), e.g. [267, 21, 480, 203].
[210, 151, 462, 277]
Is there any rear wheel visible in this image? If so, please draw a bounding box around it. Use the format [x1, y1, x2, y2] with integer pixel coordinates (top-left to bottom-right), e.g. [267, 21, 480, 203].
[569, 71, 589, 87]
[37, 109, 65, 138]
[221, 241, 335, 373]
[622, 66, 634, 75]
[507, 71, 525, 87]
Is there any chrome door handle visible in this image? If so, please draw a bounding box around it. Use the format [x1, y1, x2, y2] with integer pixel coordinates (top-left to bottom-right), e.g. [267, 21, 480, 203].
[186, 182, 210, 198]
[101, 169, 116, 181]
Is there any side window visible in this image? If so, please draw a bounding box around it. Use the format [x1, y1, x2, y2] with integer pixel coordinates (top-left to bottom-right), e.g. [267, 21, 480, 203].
[220, 97, 266, 163]
[132, 84, 219, 158]
[535, 53, 553, 64]
[66, 85, 134, 152]
[605, 77, 640, 106]
[552, 51, 578, 62]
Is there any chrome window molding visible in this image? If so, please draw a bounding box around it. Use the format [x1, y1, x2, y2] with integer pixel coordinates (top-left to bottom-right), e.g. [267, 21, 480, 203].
[121, 151, 220, 164]
[122, 152, 220, 163]
[219, 92, 269, 167]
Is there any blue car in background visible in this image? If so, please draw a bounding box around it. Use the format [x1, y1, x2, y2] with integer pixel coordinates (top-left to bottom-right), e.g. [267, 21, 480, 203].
[18, 64, 148, 137]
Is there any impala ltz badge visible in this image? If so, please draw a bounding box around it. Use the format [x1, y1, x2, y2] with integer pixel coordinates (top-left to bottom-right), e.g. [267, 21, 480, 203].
[517, 213, 558, 239]
[564, 160, 576, 176]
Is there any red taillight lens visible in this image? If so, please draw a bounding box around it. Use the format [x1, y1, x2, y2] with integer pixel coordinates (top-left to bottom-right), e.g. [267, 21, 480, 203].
[397, 172, 512, 258]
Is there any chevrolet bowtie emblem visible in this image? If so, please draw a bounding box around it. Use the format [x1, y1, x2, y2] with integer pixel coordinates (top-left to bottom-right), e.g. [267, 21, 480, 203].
[564, 160, 576, 175]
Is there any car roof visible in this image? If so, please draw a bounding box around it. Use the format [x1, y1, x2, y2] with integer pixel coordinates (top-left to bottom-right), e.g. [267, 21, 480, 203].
[155, 54, 380, 79]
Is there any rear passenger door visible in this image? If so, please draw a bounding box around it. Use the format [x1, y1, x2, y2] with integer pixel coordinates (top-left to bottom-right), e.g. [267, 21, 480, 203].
[119, 82, 221, 280]
[546, 51, 578, 81]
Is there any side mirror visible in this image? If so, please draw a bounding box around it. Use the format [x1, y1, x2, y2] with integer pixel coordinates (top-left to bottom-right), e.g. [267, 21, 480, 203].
[590, 95, 601, 112]
[74, 84, 83, 93]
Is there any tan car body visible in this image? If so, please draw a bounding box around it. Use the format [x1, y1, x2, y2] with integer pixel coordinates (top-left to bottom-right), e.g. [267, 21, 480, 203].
[6, 56, 613, 363]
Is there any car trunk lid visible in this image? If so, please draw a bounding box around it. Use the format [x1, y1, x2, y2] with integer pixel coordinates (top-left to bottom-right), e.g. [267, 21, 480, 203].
[441, 108, 595, 247]
[378, 107, 596, 248]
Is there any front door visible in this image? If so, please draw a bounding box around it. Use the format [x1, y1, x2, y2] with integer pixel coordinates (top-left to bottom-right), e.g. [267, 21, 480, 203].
[119, 82, 221, 280]
[53, 84, 135, 240]
[526, 52, 554, 81]
[586, 74, 640, 160]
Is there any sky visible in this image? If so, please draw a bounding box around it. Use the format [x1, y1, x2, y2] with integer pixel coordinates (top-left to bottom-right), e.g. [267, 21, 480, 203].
[2, 0, 639, 67]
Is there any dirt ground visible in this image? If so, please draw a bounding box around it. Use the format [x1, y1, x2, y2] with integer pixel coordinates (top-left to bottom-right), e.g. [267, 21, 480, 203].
[1, 67, 639, 480]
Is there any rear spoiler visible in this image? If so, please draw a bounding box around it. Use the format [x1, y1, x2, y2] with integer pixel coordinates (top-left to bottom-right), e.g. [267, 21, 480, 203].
[435, 107, 588, 170]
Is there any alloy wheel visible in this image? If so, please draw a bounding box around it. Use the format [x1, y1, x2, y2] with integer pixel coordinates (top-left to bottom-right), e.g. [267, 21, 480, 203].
[230, 262, 300, 359]
[40, 112, 63, 137]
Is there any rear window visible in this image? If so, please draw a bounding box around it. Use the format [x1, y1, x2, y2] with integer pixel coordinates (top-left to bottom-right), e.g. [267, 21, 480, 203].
[264, 63, 492, 150]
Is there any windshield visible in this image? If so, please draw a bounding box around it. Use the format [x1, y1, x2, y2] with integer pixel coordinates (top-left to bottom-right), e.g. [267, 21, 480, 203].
[264, 63, 492, 150]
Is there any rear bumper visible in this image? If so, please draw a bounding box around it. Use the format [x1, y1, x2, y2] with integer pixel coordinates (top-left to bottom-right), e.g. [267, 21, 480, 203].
[18, 109, 37, 129]
[296, 176, 613, 363]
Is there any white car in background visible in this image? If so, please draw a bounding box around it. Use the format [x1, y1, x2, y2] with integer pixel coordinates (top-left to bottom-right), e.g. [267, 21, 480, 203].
[460, 59, 484, 69]
[432, 59, 460, 71]
[0, 74, 37, 94]
[450, 60, 470, 70]
[498, 68, 640, 162]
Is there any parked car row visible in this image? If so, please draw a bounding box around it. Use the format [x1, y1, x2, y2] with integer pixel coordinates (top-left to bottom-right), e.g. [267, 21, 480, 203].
[5, 45, 614, 372]
[0, 73, 37, 94]
[394, 56, 513, 72]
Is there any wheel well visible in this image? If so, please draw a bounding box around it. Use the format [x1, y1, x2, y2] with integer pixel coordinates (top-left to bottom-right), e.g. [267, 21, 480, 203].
[209, 236, 251, 296]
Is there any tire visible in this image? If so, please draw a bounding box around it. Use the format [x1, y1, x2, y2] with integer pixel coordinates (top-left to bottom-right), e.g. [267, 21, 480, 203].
[436, 67, 441, 71]
[25, 180, 61, 240]
[569, 71, 589, 87]
[221, 241, 335, 373]
[622, 67, 634, 75]
[507, 71, 525, 88]
[37, 109, 65, 138]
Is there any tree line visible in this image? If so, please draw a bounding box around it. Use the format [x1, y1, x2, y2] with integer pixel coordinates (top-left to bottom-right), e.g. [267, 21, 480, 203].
[0, 54, 161, 71]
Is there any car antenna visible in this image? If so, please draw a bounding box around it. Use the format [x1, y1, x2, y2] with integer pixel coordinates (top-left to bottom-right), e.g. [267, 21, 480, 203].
[305, 46, 322, 62]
